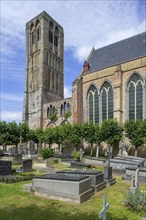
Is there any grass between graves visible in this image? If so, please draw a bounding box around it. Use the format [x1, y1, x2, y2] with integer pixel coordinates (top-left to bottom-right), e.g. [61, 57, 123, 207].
[1, 173, 146, 220]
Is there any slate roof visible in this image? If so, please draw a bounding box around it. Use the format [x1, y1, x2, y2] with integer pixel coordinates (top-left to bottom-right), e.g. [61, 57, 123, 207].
[88, 32, 146, 73]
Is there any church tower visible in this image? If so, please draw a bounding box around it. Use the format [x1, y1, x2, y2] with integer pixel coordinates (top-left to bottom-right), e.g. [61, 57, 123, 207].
[23, 11, 64, 129]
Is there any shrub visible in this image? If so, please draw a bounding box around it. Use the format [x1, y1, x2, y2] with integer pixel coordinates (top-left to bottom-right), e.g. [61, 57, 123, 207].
[53, 159, 59, 164]
[123, 187, 146, 213]
[71, 150, 80, 160]
[41, 148, 54, 160]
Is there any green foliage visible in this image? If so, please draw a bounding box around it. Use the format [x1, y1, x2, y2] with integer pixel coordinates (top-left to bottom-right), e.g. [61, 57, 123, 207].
[100, 119, 123, 146]
[81, 122, 96, 146]
[71, 150, 80, 160]
[64, 112, 71, 120]
[123, 188, 146, 213]
[34, 128, 44, 143]
[18, 122, 30, 142]
[41, 148, 54, 160]
[67, 124, 82, 146]
[49, 113, 58, 122]
[53, 126, 65, 145]
[139, 119, 146, 139]
[44, 127, 55, 147]
[124, 120, 144, 148]
[0, 173, 35, 183]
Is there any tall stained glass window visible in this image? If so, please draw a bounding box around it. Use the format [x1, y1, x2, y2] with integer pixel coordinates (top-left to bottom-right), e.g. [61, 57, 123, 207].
[101, 82, 113, 121]
[87, 85, 99, 123]
[128, 74, 143, 120]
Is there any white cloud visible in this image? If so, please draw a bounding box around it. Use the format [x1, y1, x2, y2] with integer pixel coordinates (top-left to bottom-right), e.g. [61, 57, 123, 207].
[64, 86, 72, 98]
[1, 111, 22, 123]
[1, 93, 23, 102]
[1, 1, 145, 63]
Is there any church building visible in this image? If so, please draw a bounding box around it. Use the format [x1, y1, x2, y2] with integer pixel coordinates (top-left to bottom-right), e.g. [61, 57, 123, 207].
[23, 11, 146, 129]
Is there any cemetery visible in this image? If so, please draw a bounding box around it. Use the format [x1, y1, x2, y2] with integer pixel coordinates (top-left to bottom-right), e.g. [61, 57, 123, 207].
[0, 120, 146, 219]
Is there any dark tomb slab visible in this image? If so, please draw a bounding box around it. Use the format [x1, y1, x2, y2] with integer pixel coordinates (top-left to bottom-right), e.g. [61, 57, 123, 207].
[70, 161, 91, 169]
[0, 160, 12, 175]
[30, 173, 94, 203]
[56, 169, 106, 191]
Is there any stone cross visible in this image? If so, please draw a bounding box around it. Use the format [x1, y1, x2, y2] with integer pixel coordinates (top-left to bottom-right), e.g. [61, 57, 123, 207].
[79, 148, 84, 162]
[99, 195, 109, 220]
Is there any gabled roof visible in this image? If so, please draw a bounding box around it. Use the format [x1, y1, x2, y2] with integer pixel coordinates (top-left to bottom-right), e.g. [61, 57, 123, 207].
[88, 32, 146, 73]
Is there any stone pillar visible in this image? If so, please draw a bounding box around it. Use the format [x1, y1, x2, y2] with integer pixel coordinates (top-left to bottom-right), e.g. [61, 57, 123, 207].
[113, 65, 123, 123]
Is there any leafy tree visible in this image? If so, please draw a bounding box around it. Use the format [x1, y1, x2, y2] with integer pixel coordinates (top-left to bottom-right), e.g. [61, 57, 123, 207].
[67, 124, 82, 150]
[95, 123, 103, 158]
[124, 120, 144, 156]
[7, 121, 20, 147]
[100, 119, 123, 158]
[139, 119, 146, 139]
[41, 148, 54, 160]
[48, 113, 58, 123]
[53, 126, 65, 152]
[18, 122, 30, 142]
[81, 122, 96, 156]
[64, 112, 71, 120]
[44, 127, 55, 148]
[0, 121, 9, 148]
[34, 128, 45, 143]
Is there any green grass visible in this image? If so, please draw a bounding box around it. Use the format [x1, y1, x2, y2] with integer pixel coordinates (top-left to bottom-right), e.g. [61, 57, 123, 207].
[0, 176, 146, 220]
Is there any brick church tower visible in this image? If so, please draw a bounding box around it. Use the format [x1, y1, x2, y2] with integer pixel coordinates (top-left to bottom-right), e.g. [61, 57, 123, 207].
[23, 11, 64, 129]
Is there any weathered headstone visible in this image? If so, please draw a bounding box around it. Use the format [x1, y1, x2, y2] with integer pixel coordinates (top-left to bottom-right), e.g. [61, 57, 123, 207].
[9, 147, 17, 156]
[28, 140, 35, 155]
[13, 154, 22, 165]
[130, 169, 139, 194]
[0, 160, 12, 175]
[22, 159, 33, 172]
[38, 142, 42, 156]
[99, 195, 109, 220]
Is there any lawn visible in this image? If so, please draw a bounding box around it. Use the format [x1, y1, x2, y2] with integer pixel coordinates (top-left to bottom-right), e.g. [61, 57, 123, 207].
[0, 173, 146, 220]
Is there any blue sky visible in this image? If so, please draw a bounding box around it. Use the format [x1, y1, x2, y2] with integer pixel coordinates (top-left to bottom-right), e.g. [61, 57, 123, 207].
[1, 0, 146, 123]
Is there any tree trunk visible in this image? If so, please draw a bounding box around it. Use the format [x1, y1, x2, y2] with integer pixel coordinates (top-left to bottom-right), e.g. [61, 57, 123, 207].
[134, 149, 138, 157]
[96, 144, 99, 158]
[90, 143, 93, 156]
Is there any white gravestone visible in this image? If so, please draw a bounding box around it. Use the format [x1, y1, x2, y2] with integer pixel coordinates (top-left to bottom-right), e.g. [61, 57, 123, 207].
[99, 195, 109, 220]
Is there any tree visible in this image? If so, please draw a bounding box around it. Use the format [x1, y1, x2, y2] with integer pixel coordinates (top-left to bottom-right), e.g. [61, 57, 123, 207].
[81, 122, 96, 156]
[53, 126, 65, 152]
[44, 127, 55, 148]
[95, 124, 103, 158]
[64, 112, 71, 120]
[67, 124, 82, 150]
[0, 121, 9, 149]
[18, 122, 30, 142]
[7, 121, 20, 147]
[124, 120, 144, 156]
[48, 113, 58, 123]
[100, 119, 123, 159]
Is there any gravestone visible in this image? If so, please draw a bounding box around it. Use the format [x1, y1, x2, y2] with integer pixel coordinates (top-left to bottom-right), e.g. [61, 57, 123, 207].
[103, 153, 116, 186]
[9, 147, 17, 156]
[130, 169, 139, 194]
[28, 140, 35, 155]
[0, 160, 12, 175]
[99, 195, 109, 220]
[29, 173, 94, 203]
[79, 148, 84, 162]
[56, 169, 106, 191]
[118, 141, 128, 157]
[16, 159, 32, 172]
[13, 154, 22, 165]
[38, 142, 42, 156]
[23, 159, 33, 172]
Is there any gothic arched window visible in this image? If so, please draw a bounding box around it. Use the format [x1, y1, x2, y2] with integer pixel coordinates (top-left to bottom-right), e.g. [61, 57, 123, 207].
[101, 82, 113, 121]
[87, 85, 99, 123]
[128, 73, 143, 120]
